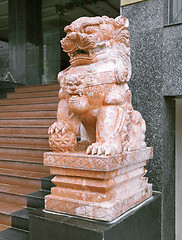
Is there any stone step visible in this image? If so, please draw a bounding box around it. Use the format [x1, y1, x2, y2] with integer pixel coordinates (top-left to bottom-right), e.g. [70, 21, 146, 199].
[0, 96, 59, 106]
[0, 155, 43, 164]
[0, 126, 49, 135]
[0, 103, 58, 112]
[0, 110, 57, 118]
[0, 168, 49, 189]
[0, 144, 49, 151]
[0, 174, 40, 190]
[0, 118, 56, 126]
[0, 83, 57, 236]
[15, 84, 59, 93]
[11, 208, 34, 232]
[7, 90, 59, 99]
[0, 183, 38, 207]
[41, 175, 55, 191]
[0, 227, 29, 239]
[0, 213, 10, 228]
[0, 202, 23, 226]
[0, 136, 49, 147]
[0, 224, 9, 232]
[27, 190, 50, 209]
[0, 146, 48, 158]
[0, 147, 46, 158]
[0, 133, 48, 138]
[0, 160, 49, 174]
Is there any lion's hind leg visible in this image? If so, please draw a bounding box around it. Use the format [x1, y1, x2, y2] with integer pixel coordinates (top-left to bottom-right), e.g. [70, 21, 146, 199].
[125, 110, 146, 152]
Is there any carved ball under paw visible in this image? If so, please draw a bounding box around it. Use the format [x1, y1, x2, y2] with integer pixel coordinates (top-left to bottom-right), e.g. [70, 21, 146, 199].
[49, 131, 77, 152]
[48, 121, 77, 152]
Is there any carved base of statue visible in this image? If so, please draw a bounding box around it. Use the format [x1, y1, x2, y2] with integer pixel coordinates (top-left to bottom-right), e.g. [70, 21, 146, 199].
[44, 147, 152, 221]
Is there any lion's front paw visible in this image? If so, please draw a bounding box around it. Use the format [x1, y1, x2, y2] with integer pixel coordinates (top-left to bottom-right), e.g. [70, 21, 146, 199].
[48, 121, 77, 152]
[48, 121, 69, 136]
[86, 142, 118, 156]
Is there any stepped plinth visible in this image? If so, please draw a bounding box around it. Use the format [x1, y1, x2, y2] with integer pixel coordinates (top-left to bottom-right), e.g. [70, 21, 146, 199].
[44, 147, 152, 221]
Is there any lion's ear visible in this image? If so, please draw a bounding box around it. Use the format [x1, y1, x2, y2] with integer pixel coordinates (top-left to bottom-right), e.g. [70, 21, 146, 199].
[114, 16, 129, 29]
[113, 16, 130, 46]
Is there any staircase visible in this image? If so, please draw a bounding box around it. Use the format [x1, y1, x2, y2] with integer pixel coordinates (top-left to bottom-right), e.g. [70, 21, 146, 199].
[0, 84, 59, 239]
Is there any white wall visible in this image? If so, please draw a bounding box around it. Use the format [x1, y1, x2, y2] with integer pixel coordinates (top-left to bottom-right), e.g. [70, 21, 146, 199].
[176, 99, 182, 240]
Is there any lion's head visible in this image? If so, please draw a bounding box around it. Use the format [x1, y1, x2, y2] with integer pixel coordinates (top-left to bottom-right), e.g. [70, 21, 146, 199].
[61, 16, 131, 82]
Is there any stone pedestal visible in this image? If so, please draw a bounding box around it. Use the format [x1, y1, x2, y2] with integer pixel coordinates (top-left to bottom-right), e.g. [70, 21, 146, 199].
[44, 147, 153, 221]
[29, 192, 161, 240]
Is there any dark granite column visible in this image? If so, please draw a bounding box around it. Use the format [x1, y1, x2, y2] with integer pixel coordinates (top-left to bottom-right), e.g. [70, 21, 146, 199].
[8, 0, 42, 86]
[121, 1, 176, 239]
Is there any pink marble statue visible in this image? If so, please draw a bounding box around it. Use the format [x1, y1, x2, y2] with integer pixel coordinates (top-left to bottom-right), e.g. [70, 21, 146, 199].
[44, 15, 152, 222]
[48, 15, 146, 155]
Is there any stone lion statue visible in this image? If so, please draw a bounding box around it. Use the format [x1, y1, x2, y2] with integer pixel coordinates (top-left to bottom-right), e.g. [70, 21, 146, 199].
[48, 15, 146, 155]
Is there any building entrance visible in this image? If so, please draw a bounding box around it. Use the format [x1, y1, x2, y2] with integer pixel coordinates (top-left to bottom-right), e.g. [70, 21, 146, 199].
[0, 0, 120, 88]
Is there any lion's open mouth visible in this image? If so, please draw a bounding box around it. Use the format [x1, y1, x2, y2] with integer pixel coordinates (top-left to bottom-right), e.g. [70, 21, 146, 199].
[74, 49, 89, 56]
[68, 43, 107, 66]
[69, 49, 92, 58]
[68, 48, 95, 65]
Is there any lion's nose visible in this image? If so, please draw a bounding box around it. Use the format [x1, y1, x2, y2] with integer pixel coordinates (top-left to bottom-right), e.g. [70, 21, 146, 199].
[67, 32, 78, 40]
[61, 33, 78, 52]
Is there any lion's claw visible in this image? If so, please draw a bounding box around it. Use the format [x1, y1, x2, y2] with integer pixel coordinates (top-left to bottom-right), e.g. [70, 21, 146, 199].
[105, 148, 111, 156]
[92, 147, 97, 155]
[86, 142, 114, 156]
[97, 147, 102, 155]
[86, 145, 93, 155]
[48, 122, 69, 136]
